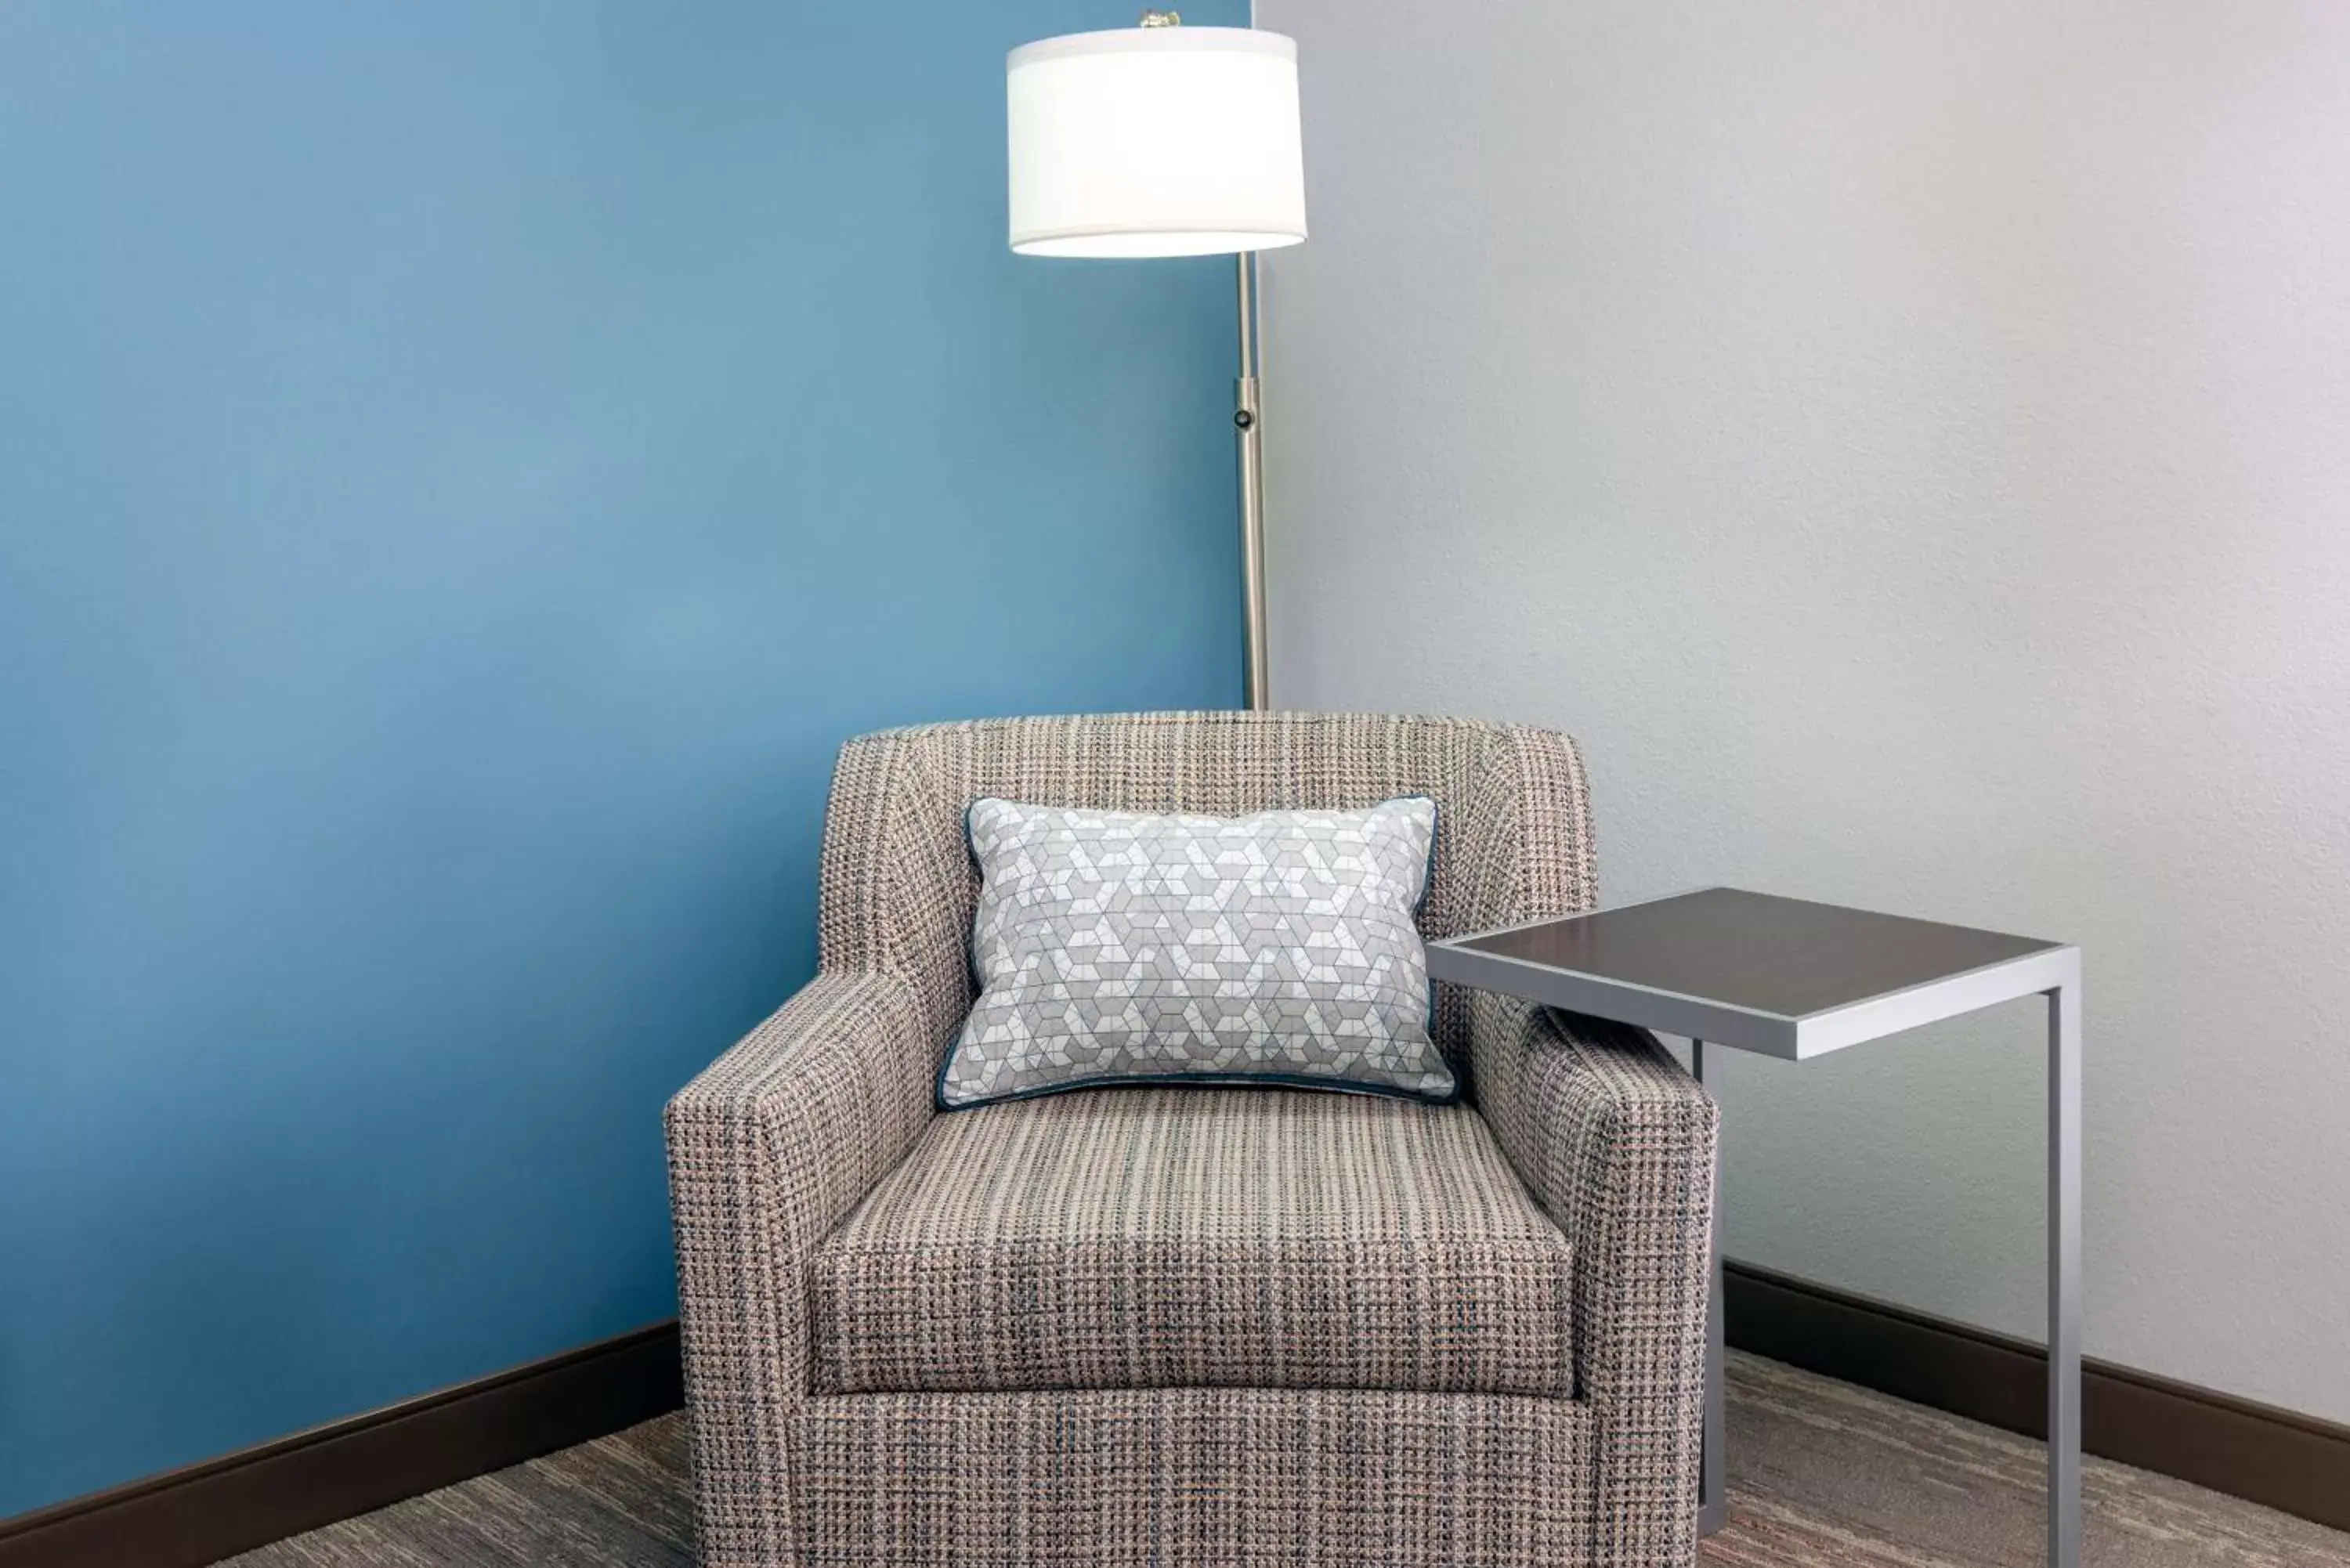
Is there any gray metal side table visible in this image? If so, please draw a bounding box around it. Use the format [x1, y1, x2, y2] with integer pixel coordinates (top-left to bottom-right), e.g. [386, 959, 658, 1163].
[1427, 886, 2082, 1568]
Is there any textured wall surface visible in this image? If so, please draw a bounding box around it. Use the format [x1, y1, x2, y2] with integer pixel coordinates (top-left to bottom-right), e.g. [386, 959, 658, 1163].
[1260, 0, 2350, 1422]
[0, 0, 1243, 1516]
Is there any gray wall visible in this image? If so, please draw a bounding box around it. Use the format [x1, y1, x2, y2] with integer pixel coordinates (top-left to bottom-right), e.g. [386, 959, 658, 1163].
[1259, 0, 2350, 1422]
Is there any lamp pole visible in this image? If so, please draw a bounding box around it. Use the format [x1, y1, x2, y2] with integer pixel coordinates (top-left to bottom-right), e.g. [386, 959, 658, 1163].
[1145, 5, 1271, 709]
[1235, 250, 1270, 710]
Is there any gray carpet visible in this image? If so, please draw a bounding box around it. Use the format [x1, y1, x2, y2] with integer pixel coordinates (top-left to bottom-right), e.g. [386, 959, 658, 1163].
[222, 1352, 2348, 1567]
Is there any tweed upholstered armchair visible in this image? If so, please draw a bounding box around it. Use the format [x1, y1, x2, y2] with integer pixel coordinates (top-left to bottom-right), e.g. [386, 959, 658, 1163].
[665, 712, 1718, 1568]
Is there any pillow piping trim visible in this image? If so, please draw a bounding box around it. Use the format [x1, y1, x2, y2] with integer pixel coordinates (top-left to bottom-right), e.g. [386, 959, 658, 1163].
[938, 1064, 1462, 1113]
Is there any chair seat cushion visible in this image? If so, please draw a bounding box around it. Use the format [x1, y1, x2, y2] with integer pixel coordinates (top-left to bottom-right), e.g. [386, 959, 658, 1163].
[808, 1087, 1574, 1397]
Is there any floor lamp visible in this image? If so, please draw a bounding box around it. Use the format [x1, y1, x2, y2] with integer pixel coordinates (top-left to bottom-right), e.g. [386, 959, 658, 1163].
[1007, 11, 1307, 710]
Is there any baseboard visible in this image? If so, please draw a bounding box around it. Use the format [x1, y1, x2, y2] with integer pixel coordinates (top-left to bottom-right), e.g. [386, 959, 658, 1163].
[0, 1320, 682, 1568]
[1725, 1259, 2350, 1534]
[9, 1274, 2343, 1563]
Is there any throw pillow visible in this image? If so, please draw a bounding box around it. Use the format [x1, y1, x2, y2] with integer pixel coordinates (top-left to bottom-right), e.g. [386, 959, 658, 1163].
[938, 795, 1453, 1107]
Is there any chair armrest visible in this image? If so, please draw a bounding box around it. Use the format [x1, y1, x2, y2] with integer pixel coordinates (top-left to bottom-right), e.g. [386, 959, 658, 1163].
[1470, 992, 1716, 1565]
[664, 969, 936, 1568]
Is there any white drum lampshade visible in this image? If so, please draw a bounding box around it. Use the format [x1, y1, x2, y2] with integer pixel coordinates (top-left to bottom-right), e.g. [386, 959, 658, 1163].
[1007, 25, 1306, 258]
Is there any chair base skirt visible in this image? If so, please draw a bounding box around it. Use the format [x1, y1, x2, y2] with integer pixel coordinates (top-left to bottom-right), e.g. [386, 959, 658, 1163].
[793, 1386, 1592, 1568]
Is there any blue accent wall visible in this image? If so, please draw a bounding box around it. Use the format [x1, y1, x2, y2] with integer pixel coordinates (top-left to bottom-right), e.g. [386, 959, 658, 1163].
[0, 1, 1242, 1516]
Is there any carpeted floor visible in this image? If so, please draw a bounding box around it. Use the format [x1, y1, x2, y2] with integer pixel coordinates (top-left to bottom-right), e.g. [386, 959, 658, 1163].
[222, 1351, 2348, 1567]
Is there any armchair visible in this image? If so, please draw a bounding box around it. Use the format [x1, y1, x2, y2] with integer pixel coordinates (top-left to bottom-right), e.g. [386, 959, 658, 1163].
[667, 712, 1717, 1567]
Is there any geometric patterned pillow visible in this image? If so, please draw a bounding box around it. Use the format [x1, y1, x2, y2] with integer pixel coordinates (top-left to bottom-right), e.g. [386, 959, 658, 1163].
[938, 796, 1454, 1108]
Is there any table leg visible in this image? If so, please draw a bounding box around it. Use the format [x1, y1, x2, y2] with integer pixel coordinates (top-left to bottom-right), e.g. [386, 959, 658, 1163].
[2047, 978, 2082, 1566]
[1694, 1039, 1727, 1537]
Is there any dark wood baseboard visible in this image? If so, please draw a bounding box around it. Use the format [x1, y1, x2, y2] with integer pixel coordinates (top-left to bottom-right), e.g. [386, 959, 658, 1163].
[1726, 1259, 2350, 1534]
[8, 1271, 2343, 1561]
[0, 1320, 682, 1568]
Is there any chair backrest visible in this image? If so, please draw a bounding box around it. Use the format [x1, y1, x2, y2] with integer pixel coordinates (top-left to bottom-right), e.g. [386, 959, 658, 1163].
[815, 711, 1595, 1071]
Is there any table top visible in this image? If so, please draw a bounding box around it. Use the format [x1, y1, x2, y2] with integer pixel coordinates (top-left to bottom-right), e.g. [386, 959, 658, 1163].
[1427, 887, 2075, 1060]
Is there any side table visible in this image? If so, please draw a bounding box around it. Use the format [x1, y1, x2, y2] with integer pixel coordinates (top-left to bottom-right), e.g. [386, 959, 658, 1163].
[1427, 887, 2081, 1568]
